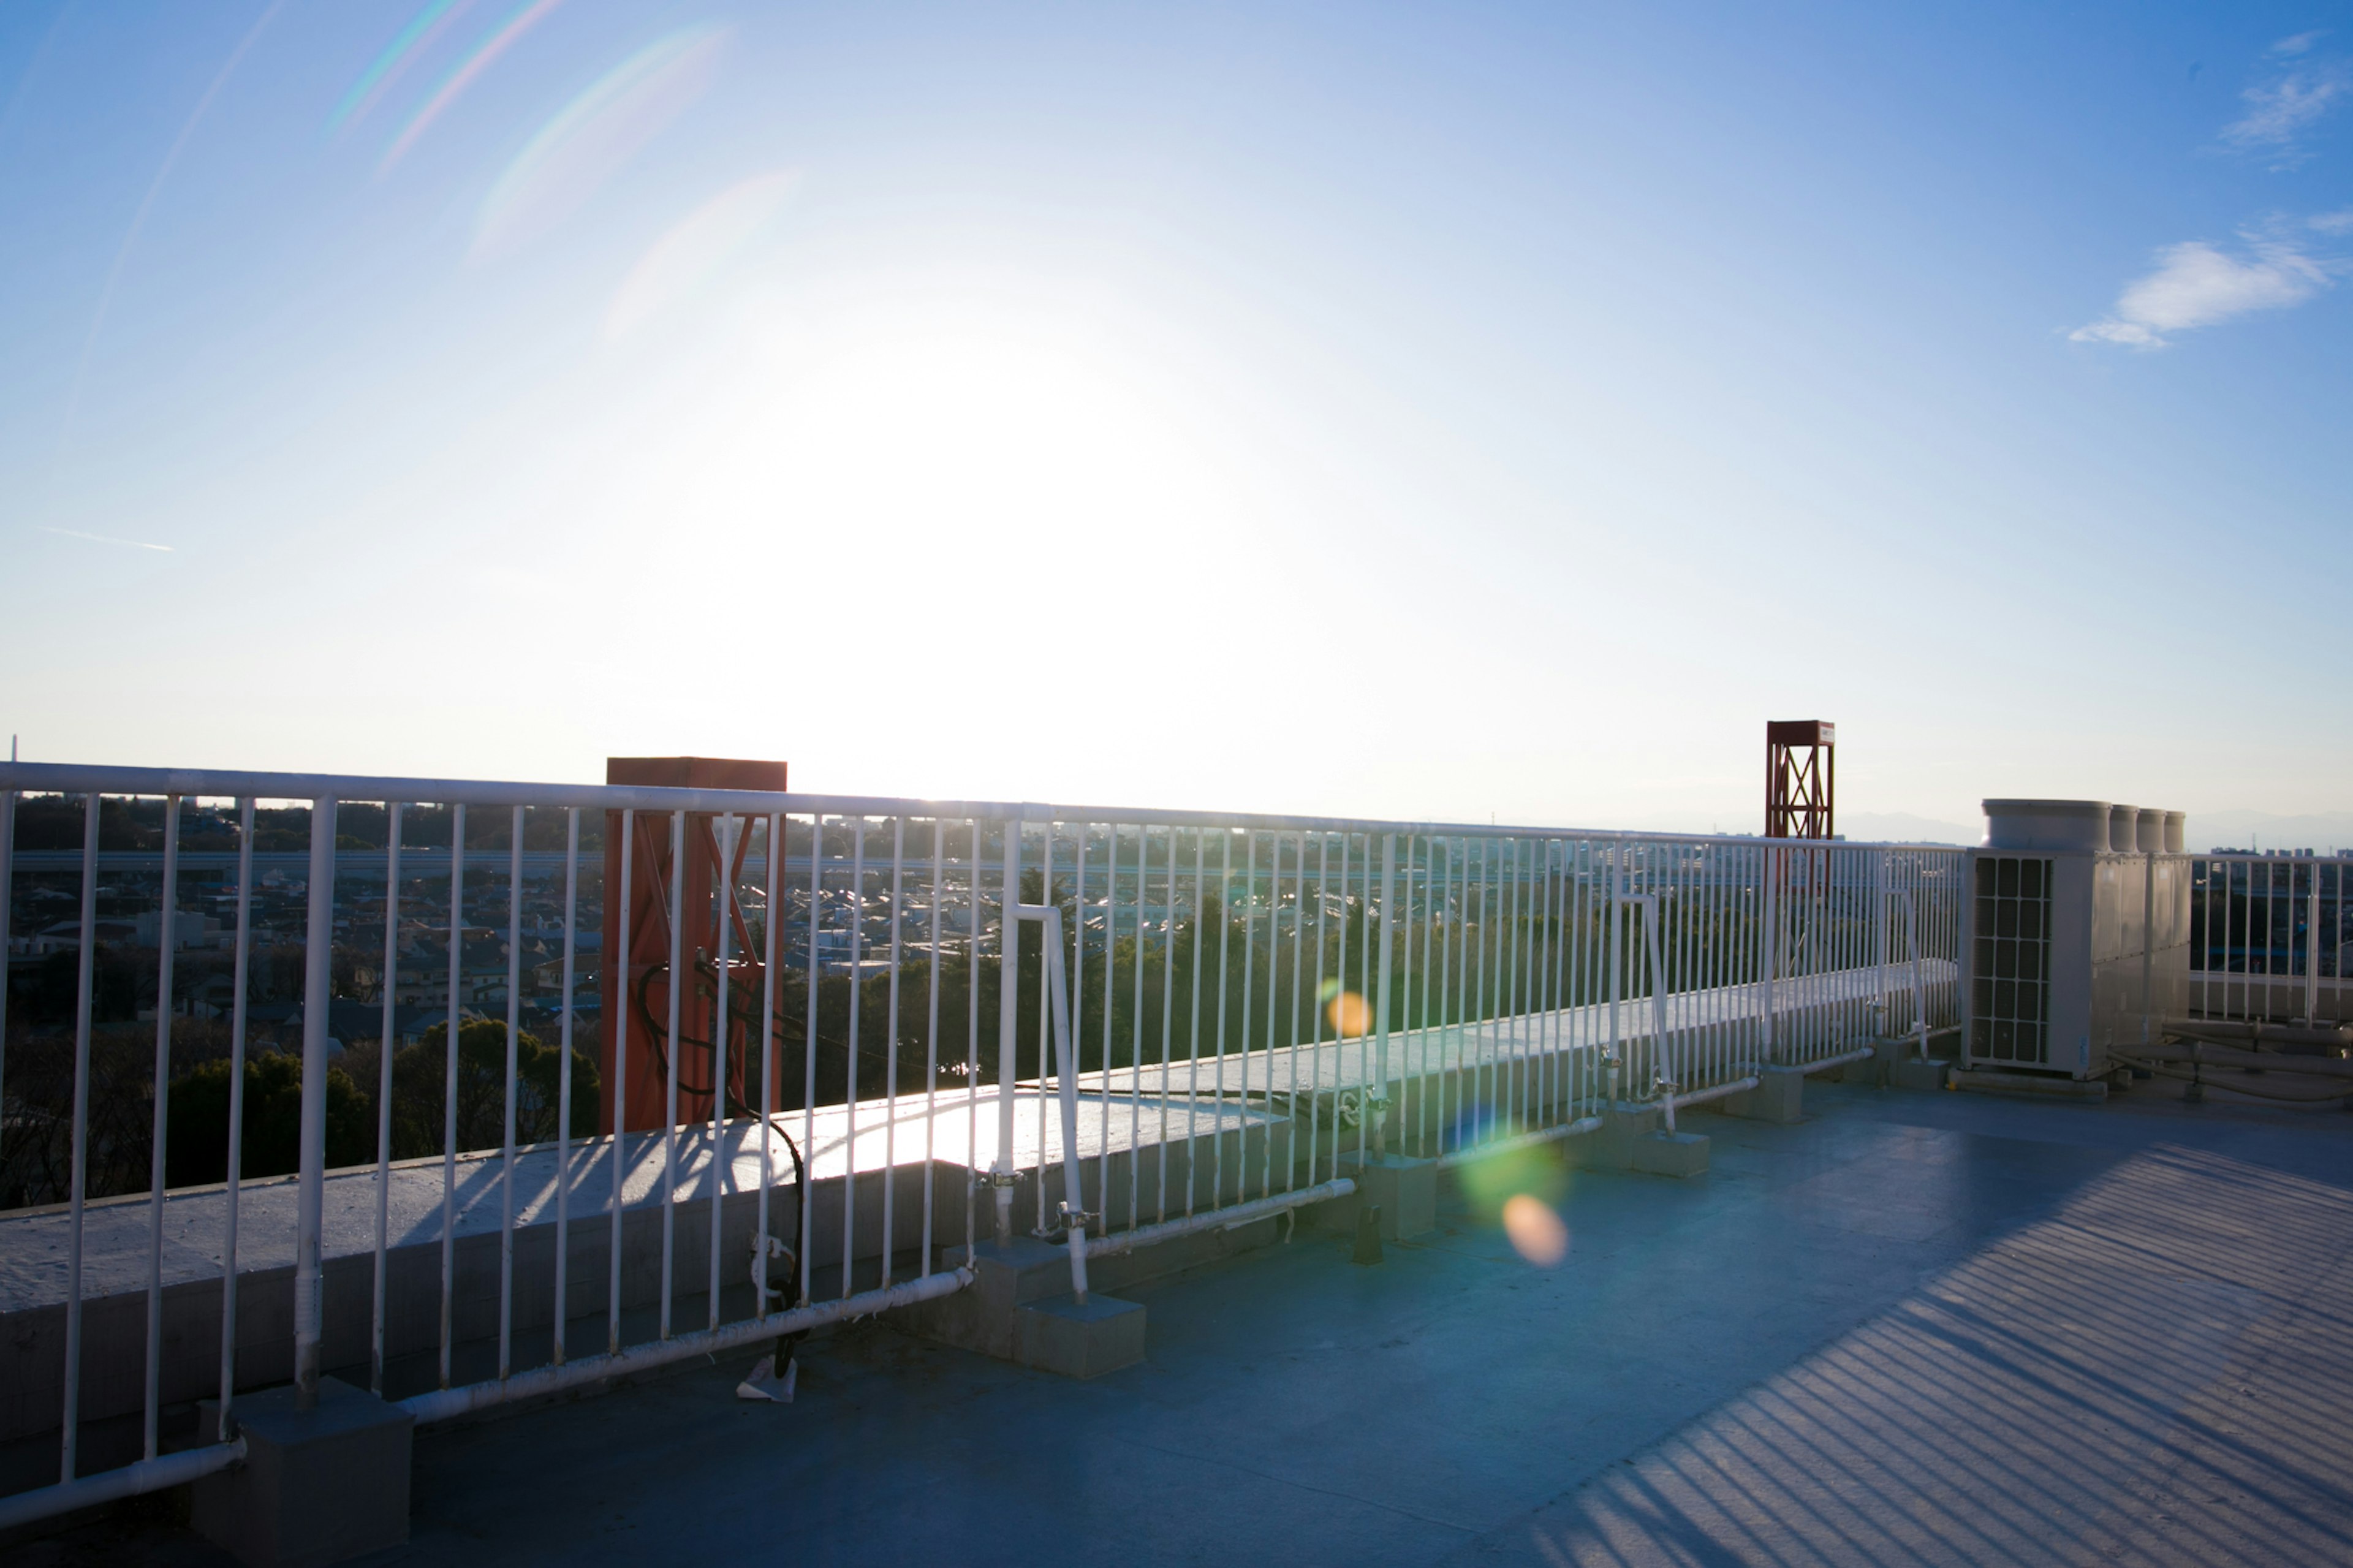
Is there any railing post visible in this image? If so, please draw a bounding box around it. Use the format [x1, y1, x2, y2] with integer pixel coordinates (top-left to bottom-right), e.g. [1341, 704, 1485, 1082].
[1759, 844, 1778, 1067]
[993, 819, 1021, 1246]
[0, 788, 13, 1157]
[1374, 832, 1395, 1157]
[1606, 843, 1623, 1102]
[1873, 850, 1889, 1038]
[294, 796, 338, 1408]
[2306, 860, 2322, 1024]
[1022, 905, 1090, 1302]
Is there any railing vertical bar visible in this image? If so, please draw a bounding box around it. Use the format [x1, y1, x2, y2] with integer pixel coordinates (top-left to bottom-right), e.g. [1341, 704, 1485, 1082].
[1214, 830, 1235, 1208]
[1512, 837, 1529, 1124]
[711, 812, 736, 1327]
[1157, 827, 1178, 1225]
[843, 819, 865, 1283]
[0, 789, 12, 1158]
[756, 812, 780, 1311]
[218, 797, 254, 1439]
[1402, 838, 1421, 1144]
[961, 818, 979, 1270]
[1374, 831, 1395, 1160]
[881, 815, 904, 1284]
[1362, 834, 1376, 1157]
[1552, 839, 1568, 1119]
[608, 809, 632, 1357]
[2308, 859, 2322, 1021]
[805, 816, 824, 1299]
[1308, 833, 1329, 1188]
[440, 803, 463, 1389]
[1038, 824, 1056, 1235]
[1186, 827, 1208, 1213]
[372, 804, 402, 1393]
[1097, 826, 1115, 1218]
[1240, 832, 1260, 1200]
[922, 816, 942, 1276]
[500, 805, 522, 1379]
[1072, 824, 1089, 1217]
[142, 794, 180, 1461]
[61, 791, 99, 1482]
[993, 820, 1020, 1249]
[1284, 834, 1305, 1193]
[294, 795, 337, 1407]
[1129, 826, 1146, 1226]
[1477, 839, 1495, 1139]
[1436, 839, 1455, 1156]
[661, 808, 683, 1338]
[555, 806, 577, 1365]
[1456, 836, 1470, 1137]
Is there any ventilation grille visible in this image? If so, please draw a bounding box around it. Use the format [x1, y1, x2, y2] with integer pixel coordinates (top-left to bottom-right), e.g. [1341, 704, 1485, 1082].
[1972, 856, 2052, 1064]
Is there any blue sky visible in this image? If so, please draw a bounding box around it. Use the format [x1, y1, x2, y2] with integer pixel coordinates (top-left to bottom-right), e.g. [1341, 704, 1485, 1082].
[1, 1, 2348, 839]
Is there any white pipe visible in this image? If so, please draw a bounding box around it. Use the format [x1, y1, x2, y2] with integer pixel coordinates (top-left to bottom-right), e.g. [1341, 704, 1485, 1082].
[1015, 902, 1090, 1303]
[1666, 1075, 1759, 1113]
[1434, 1116, 1604, 1169]
[1802, 1044, 1880, 1075]
[0, 1437, 247, 1532]
[1085, 1178, 1357, 1258]
[398, 1267, 974, 1426]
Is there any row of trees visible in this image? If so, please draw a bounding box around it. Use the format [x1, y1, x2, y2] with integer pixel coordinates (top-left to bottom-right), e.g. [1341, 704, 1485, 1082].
[6, 793, 613, 854]
[0, 1020, 596, 1208]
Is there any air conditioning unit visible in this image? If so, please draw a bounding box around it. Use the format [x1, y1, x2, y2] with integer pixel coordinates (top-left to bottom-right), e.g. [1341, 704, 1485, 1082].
[1965, 800, 2189, 1080]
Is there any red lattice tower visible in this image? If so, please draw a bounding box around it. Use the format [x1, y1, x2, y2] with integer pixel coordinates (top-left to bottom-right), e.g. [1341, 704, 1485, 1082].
[1765, 721, 1835, 840]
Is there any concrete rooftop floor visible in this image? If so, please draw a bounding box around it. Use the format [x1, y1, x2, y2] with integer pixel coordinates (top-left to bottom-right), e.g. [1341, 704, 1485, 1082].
[18, 1072, 2353, 1568]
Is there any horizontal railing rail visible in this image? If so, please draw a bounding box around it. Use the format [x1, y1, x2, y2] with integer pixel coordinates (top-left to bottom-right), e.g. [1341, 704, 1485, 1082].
[0, 759, 1963, 1526]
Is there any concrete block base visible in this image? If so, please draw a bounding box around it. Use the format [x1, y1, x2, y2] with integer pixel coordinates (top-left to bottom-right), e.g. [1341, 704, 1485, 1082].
[1570, 1110, 1711, 1179]
[193, 1377, 412, 1568]
[1631, 1131, 1711, 1179]
[1885, 1056, 1954, 1093]
[904, 1237, 1154, 1378]
[1720, 1066, 1805, 1124]
[1015, 1293, 1147, 1379]
[1328, 1153, 1438, 1240]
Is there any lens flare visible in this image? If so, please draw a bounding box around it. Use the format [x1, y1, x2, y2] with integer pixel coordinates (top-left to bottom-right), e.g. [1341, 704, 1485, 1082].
[604, 169, 797, 340]
[473, 24, 727, 260]
[1325, 989, 1371, 1037]
[329, 0, 474, 134]
[381, 0, 566, 172]
[1501, 1193, 1569, 1266]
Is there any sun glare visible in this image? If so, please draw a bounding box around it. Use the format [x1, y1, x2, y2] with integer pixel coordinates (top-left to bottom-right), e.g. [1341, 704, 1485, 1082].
[1501, 1194, 1569, 1267]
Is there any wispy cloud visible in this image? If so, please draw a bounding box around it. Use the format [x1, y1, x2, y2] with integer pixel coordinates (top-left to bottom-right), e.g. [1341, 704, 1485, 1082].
[2072, 226, 2338, 348]
[45, 526, 173, 551]
[2222, 44, 2348, 162]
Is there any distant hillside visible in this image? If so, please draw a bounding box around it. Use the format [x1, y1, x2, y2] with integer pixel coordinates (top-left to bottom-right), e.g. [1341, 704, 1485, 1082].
[2185, 811, 2353, 855]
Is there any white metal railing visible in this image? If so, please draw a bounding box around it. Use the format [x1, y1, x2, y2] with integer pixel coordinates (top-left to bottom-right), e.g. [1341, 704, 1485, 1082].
[0, 760, 1962, 1525]
[2189, 854, 2353, 1024]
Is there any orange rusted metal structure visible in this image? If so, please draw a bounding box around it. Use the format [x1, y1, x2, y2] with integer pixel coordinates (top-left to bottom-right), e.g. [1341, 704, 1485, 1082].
[599, 756, 787, 1134]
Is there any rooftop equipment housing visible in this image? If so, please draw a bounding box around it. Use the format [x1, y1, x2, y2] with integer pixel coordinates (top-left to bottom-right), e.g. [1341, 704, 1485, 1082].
[1967, 798, 2191, 1079]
